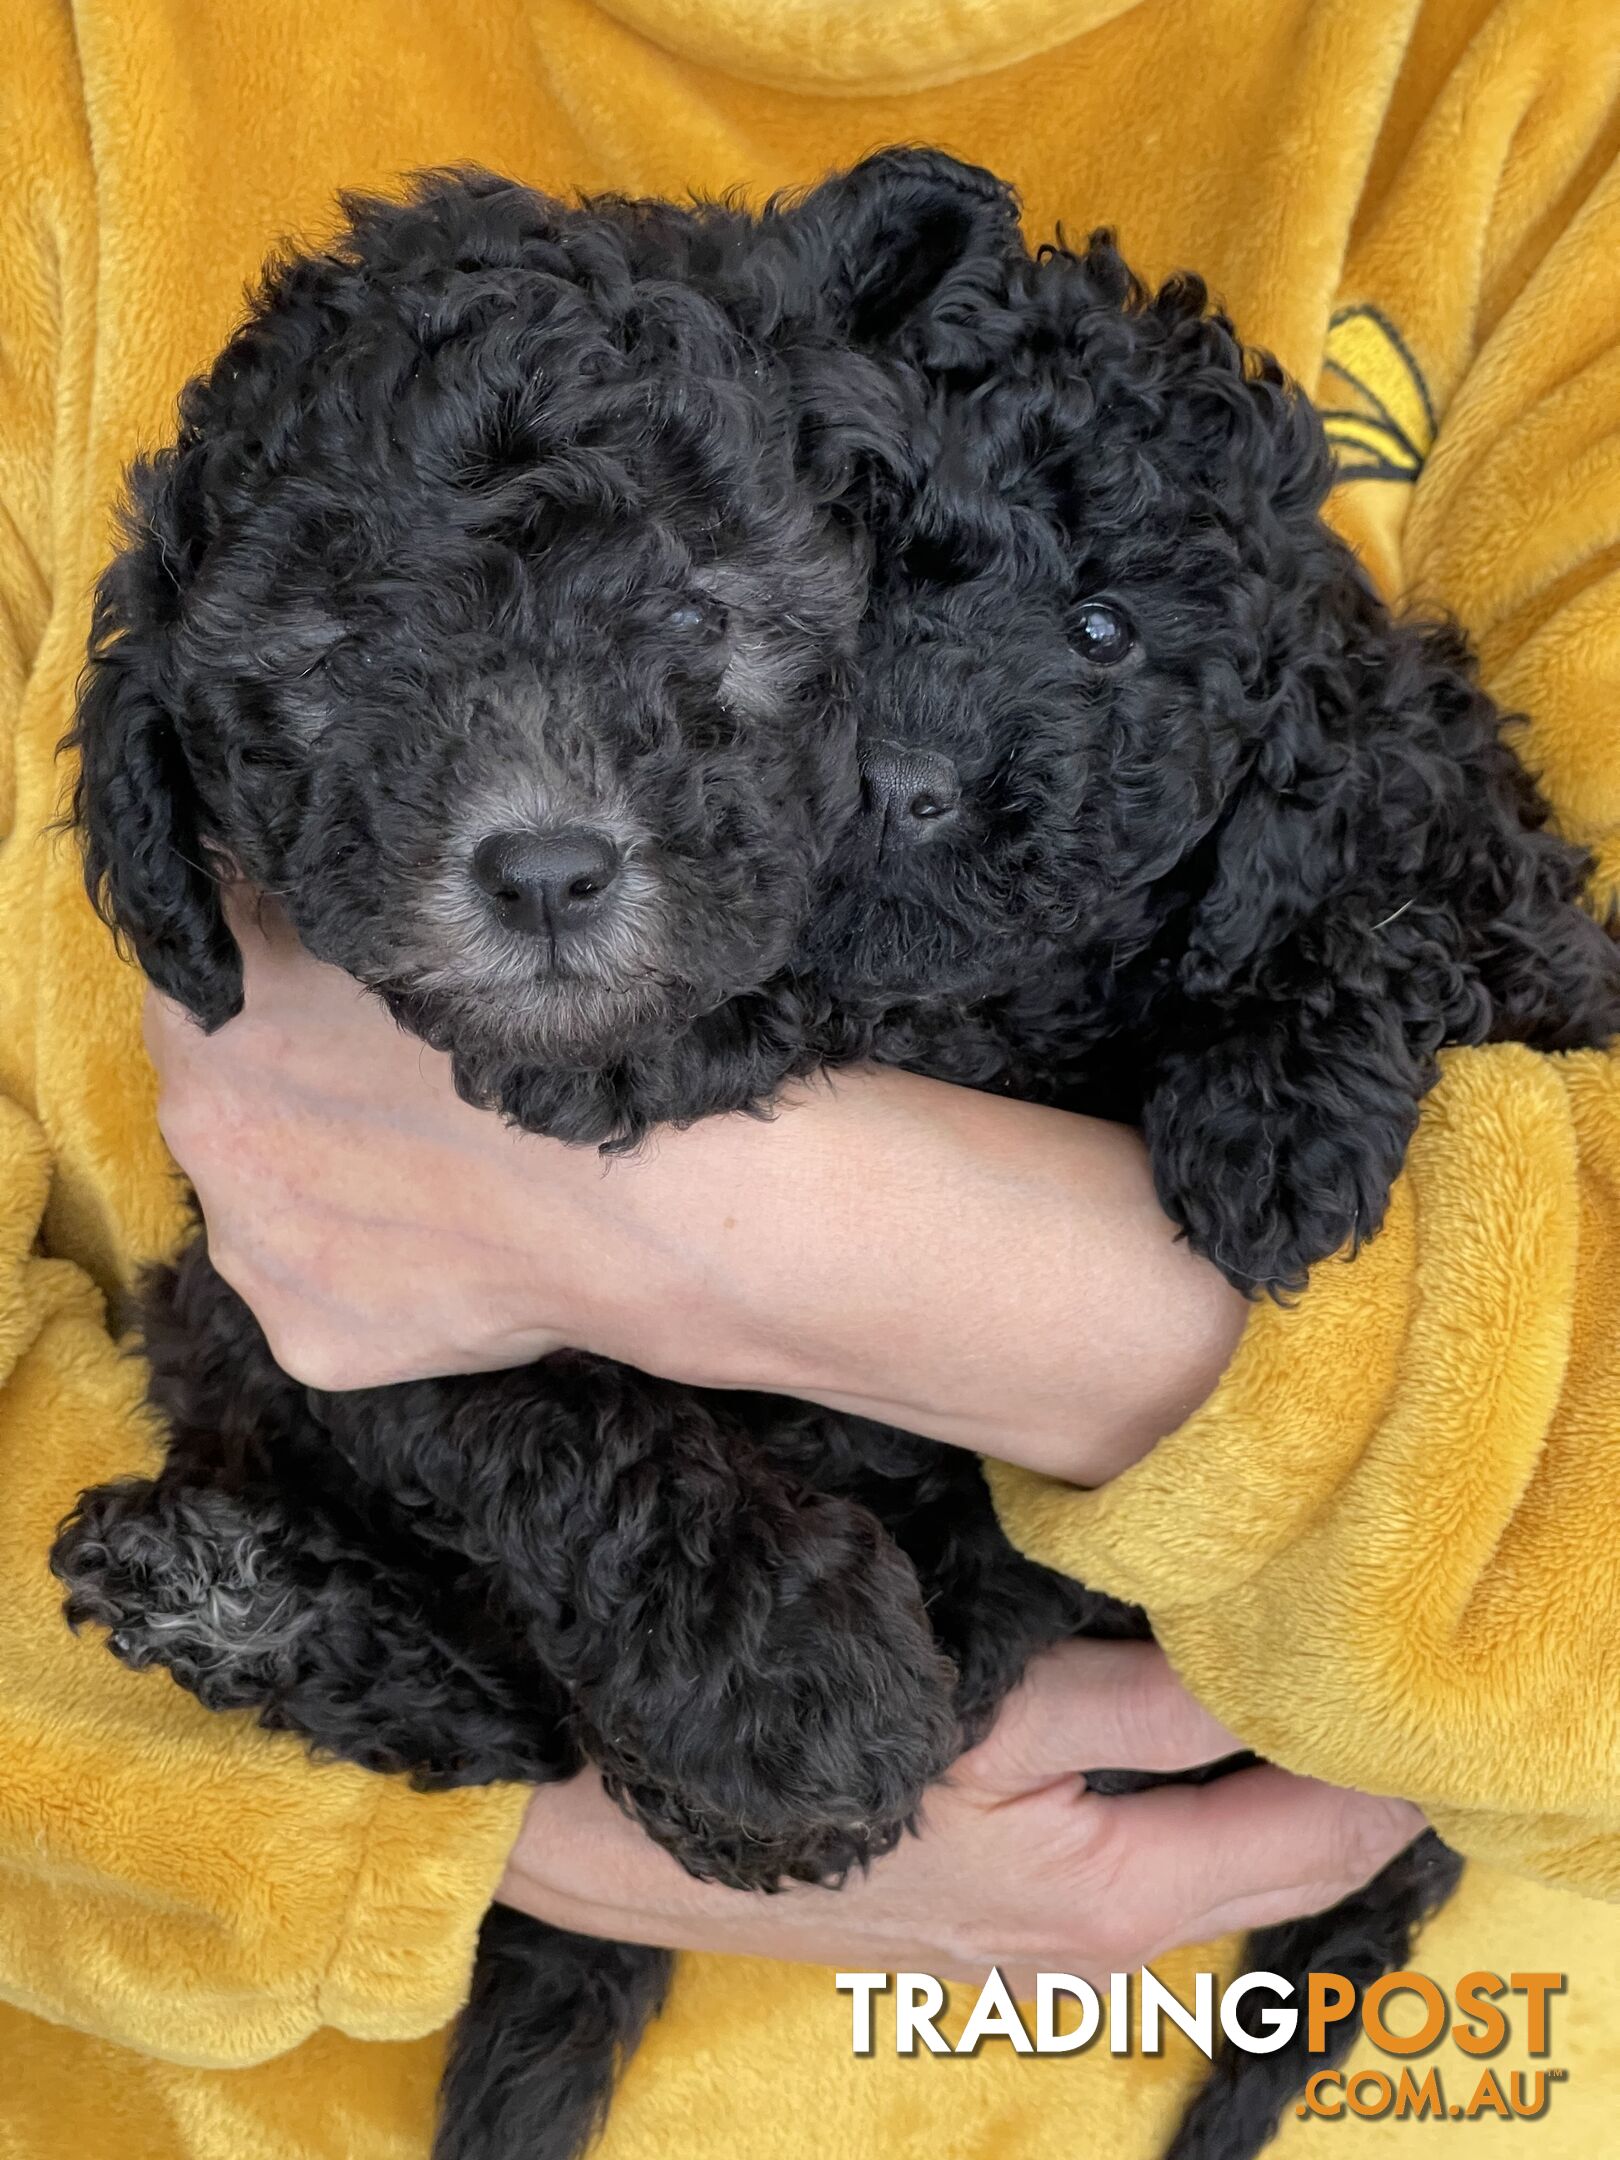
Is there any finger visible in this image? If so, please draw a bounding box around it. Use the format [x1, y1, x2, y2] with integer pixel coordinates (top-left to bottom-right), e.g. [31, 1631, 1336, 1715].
[499, 1770, 763, 1945]
[963, 1640, 1243, 1795]
[220, 880, 289, 949]
[141, 979, 199, 1064]
[1071, 1765, 1427, 1960]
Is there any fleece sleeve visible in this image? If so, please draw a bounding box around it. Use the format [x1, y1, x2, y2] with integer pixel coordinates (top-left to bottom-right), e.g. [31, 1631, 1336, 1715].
[0, 0, 529, 2069]
[989, 71, 1620, 1898]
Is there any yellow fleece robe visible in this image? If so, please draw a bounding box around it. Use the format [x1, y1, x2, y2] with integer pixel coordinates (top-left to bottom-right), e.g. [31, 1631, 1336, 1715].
[2, 1, 1618, 2154]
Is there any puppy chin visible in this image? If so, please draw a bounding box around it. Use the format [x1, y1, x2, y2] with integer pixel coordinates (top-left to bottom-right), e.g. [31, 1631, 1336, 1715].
[807, 898, 997, 1002]
[380, 973, 686, 1072]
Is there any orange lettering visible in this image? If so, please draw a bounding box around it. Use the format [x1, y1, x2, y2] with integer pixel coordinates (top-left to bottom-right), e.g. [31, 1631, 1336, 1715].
[1307, 1972, 1356, 2054]
[1363, 1972, 1446, 2055]
[1303, 2072, 1344, 2119]
[1452, 1972, 1507, 2056]
[1466, 2069, 1513, 2120]
[1508, 1973, 1564, 2055]
[1348, 2072, 1393, 2118]
[1510, 2072, 1553, 2118]
[1394, 2069, 1444, 2119]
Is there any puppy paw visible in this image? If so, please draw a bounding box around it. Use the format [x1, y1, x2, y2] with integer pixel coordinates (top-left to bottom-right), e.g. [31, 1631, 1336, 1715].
[585, 1501, 962, 1889]
[52, 1478, 314, 1711]
[1145, 1043, 1416, 1295]
[604, 1778, 911, 1891]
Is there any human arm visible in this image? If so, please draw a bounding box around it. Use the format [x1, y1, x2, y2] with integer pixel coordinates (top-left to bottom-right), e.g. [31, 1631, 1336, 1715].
[147, 895, 1244, 1489]
[498, 1642, 1423, 2003]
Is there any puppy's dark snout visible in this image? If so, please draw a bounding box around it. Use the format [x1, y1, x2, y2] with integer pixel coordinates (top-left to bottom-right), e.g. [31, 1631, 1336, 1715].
[472, 828, 622, 936]
[860, 743, 961, 837]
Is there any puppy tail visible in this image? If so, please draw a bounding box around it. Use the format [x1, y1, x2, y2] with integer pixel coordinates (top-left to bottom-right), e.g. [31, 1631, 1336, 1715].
[435, 1908, 672, 2160]
[1161, 1829, 1463, 2160]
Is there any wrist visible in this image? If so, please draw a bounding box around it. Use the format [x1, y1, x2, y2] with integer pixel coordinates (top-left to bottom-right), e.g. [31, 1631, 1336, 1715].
[659, 1071, 1246, 1485]
[495, 1776, 708, 1949]
[477, 1112, 761, 1381]
[488, 1066, 1246, 1488]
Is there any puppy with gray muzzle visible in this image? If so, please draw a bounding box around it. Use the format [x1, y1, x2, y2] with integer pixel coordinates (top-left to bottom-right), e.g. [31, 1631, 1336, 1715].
[54, 150, 1042, 2160]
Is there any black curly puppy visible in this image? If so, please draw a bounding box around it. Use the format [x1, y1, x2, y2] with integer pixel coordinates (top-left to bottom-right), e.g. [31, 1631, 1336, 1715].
[66, 153, 1020, 1144]
[53, 153, 1620, 2160]
[812, 237, 1620, 1293]
[52, 151, 1045, 2160]
[798, 230, 1620, 2152]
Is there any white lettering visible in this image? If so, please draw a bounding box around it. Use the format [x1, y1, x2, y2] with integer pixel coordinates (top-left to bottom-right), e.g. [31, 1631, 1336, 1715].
[895, 1973, 950, 2055]
[835, 1971, 889, 2054]
[1035, 1975, 1101, 2053]
[1141, 1971, 1216, 2058]
[1220, 1974, 1297, 2054]
[956, 1968, 1034, 2053]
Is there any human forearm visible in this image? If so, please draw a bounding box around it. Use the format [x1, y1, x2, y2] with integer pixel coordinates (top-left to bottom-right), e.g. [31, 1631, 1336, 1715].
[610, 1066, 1247, 1484]
[151, 909, 1246, 1489]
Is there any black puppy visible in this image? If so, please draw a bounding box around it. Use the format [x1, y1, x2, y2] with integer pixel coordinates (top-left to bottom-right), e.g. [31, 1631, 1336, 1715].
[798, 232, 1620, 2151]
[54, 157, 1620, 2160]
[814, 236, 1620, 1291]
[53, 153, 1047, 2160]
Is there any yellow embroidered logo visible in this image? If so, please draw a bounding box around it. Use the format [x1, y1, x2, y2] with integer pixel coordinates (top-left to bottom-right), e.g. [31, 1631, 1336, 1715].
[1321, 305, 1436, 483]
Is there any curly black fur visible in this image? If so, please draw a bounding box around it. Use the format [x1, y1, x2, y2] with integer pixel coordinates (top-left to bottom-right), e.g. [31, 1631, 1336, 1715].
[52, 152, 1620, 2160]
[804, 236, 1620, 1291]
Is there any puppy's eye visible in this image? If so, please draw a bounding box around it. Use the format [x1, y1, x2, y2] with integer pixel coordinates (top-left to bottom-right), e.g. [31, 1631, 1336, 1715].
[1073, 601, 1134, 664]
[667, 596, 727, 637]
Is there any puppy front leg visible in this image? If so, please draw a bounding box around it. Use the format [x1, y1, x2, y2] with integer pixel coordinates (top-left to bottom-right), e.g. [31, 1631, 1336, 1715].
[52, 1469, 578, 1787]
[753, 1400, 1117, 1747]
[55, 1239, 578, 1786]
[327, 1356, 962, 1888]
[580, 1460, 962, 1891]
[1143, 1001, 1432, 1296]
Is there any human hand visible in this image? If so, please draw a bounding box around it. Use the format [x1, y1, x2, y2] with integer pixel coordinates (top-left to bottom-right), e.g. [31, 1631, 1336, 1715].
[144, 891, 585, 1387]
[148, 891, 1242, 1479]
[497, 1641, 1425, 2000]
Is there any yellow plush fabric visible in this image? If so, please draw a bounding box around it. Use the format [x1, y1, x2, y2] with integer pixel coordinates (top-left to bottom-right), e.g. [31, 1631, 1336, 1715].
[2, 0, 1619, 2154]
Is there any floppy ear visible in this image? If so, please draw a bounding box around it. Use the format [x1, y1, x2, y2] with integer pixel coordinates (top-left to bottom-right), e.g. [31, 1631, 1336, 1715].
[1180, 560, 1556, 1016]
[778, 146, 1024, 360]
[67, 452, 242, 1030]
[1146, 550, 1620, 1294]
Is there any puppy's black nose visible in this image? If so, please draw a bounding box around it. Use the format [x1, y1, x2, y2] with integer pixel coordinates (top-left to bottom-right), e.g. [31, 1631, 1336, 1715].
[860, 744, 961, 836]
[472, 828, 622, 936]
